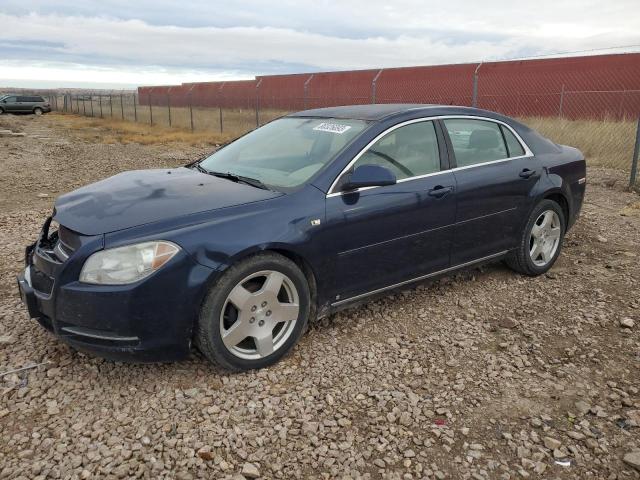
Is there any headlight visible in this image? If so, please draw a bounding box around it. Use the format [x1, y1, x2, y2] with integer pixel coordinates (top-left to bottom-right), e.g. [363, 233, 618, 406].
[79, 241, 180, 285]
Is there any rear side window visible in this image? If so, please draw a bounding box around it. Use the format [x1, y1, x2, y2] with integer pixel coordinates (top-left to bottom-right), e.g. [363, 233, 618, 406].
[443, 119, 508, 167]
[17, 96, 29, 102]
[352, 121, 441, 180]
[501, 126, 525, 157]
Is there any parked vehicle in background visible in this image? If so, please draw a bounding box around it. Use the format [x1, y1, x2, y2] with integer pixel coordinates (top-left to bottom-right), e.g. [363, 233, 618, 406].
[17, 104, 586, 371]
[0, 95, 51, 115]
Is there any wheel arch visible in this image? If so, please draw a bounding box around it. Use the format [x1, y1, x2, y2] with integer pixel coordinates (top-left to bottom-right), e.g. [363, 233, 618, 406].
[215, 244, 320, 318]
[543, 191, 570, 226]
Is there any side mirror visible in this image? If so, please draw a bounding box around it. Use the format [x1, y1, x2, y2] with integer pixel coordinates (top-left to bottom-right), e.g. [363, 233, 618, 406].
[342, 164, 396, 191]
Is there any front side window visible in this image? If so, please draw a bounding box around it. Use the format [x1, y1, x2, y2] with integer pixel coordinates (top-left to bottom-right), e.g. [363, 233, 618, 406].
[3, 96, 16, 102]
[350, 121, 441, 181]
[443, 119, 508, 167]
[200, 117, 368, 189]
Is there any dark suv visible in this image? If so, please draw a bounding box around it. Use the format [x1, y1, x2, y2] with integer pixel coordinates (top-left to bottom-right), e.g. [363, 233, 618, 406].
[0, 95, 51, 115]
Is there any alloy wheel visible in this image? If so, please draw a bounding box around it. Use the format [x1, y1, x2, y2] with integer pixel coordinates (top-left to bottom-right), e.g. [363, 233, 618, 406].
[219, 270, 300, 360]
[529, 210, 561, 267]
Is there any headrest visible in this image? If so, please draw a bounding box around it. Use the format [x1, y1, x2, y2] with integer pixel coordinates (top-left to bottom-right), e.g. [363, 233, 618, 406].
[468, 129, 500, 150]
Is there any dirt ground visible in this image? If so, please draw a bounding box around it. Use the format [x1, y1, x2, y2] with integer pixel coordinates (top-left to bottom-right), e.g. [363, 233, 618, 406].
[0, 113, 639, 480]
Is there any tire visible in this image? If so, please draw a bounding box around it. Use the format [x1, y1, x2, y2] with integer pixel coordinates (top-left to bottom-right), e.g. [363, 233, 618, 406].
[195, 252, 311, 371]
[33, 108, 43, 116]
[506, 199, 566, 276]
[0, 107, 4, 115]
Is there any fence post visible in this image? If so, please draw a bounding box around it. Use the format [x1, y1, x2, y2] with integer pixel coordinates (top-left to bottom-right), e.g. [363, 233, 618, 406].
[120, 93, 124, 120]
[109, 94, 113, 117]
[189, 93, 194, 132]
[371, 69, 383, 104]
[218, 83, 225, 133]
[255, 79, 262, 127]
[472, 62, 482, 108]
[167, 94, 172, 127]
[629, 117, 640, 190]
[303, 74, 314, 110]
[90, 96, 94, 117]
[82, 97, 86, 116]
[148, 93, 153, 125]
[133, 93, 137, 122]
[99, 95, 103, 118]
[559, 84, 565, 118]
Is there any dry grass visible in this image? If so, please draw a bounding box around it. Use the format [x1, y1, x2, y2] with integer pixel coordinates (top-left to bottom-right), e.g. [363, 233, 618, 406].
[50, 113, 235, 146]
[521, 116, 636, 171]
[52, 102, 638, 172]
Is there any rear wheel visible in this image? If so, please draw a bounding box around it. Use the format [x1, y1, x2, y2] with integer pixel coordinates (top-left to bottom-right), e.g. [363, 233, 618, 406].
[196, 252, 311, 371]
[33, 107, 43, 116]
[506, 199, 565, 276]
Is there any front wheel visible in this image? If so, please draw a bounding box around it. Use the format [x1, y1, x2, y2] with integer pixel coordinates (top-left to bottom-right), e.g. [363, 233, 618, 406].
[33, 108, 43, 116]
[195, 252, 311, 371]
[506, 199, 566, 276]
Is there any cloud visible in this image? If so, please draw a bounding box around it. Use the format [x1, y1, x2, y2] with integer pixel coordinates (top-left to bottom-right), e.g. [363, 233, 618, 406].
[0, 1, 639, 88]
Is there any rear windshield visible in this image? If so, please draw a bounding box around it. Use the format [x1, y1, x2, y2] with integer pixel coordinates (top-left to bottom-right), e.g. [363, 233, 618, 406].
[200, 117, 368, 189]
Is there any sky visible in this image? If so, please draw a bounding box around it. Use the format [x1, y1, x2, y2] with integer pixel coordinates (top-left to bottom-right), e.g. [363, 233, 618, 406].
[1, 0, 639, 89]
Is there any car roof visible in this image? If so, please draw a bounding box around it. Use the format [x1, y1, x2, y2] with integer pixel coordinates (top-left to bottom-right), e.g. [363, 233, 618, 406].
[287, 104, 495, 121]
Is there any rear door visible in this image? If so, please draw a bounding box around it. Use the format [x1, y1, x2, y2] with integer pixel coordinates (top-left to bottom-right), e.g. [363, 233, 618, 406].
[321, 119, 457, 303]
[16, 96, 31, 112]
[441, 117, 541, 265]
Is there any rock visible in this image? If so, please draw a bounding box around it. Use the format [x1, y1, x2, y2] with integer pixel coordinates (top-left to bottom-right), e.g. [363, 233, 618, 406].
[497, 317, 517, 329]
[399, 411, 412, 426]
[620, 317, 634, 328]
[373, 458, 386, 468]
[241, 462, 260, 478]
[197, 449, 214, 461]
[534, 462, 547, 474]
[543, 437, 561, 450]
[567, 431, 585, 440]
[404, 449, 416, 458]
[623, 452, 640, 471]
[575, 400, 591, 415]
[36, 193, 49, 198]
[0, 335, 14, 344]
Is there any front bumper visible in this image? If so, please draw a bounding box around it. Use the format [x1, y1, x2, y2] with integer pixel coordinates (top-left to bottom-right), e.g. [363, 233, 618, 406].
[16, 221, 213, 362]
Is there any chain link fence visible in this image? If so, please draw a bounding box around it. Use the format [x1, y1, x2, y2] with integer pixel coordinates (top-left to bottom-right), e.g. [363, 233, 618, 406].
[14, 55, 640, 190]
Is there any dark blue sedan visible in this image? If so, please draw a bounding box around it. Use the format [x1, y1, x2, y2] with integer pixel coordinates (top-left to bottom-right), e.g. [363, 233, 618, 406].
[17, 105, 586, 370]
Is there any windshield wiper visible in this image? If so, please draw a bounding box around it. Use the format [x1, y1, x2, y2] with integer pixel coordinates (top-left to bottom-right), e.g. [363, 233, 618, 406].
[206, 170, 272, 191]
[193, 163, 209, 174]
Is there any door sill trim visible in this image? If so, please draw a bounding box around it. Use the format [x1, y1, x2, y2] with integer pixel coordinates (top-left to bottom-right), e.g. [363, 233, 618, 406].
[330, 250, 509, 307]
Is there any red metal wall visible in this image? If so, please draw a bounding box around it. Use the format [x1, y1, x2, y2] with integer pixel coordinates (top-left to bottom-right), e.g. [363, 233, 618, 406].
[138, 53, 640, 120]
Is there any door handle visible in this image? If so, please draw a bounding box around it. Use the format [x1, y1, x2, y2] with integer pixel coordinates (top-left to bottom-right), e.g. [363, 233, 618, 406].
[519, 168, 536, 179]
[428, 185, 453, 198]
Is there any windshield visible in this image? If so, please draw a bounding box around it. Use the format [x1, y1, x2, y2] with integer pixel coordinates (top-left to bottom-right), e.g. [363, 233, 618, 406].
[199, 117, 368, 189]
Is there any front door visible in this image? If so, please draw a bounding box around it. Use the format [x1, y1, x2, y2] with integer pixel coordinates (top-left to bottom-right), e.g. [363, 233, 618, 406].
[2, 96, 18, 112]
[440, 117, 541, 265]
[320, 120, 457, 303]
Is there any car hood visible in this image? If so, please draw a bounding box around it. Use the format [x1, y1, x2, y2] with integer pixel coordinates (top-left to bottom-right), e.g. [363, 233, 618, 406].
[53, 167, 282, 235]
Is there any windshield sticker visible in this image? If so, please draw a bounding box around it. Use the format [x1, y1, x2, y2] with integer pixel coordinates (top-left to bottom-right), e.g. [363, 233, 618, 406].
[313, 122, 352, 134]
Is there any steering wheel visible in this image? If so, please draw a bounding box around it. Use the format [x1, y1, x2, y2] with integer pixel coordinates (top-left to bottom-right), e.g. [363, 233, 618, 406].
[368, 149, 414, 177]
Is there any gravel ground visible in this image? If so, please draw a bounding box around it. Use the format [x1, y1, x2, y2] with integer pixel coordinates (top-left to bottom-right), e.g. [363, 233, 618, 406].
[1, 114, 639, 480]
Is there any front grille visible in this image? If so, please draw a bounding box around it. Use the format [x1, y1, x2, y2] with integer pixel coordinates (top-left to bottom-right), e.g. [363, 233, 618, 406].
[30, 267, 54, 295]
[36, 220, 79, 264]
